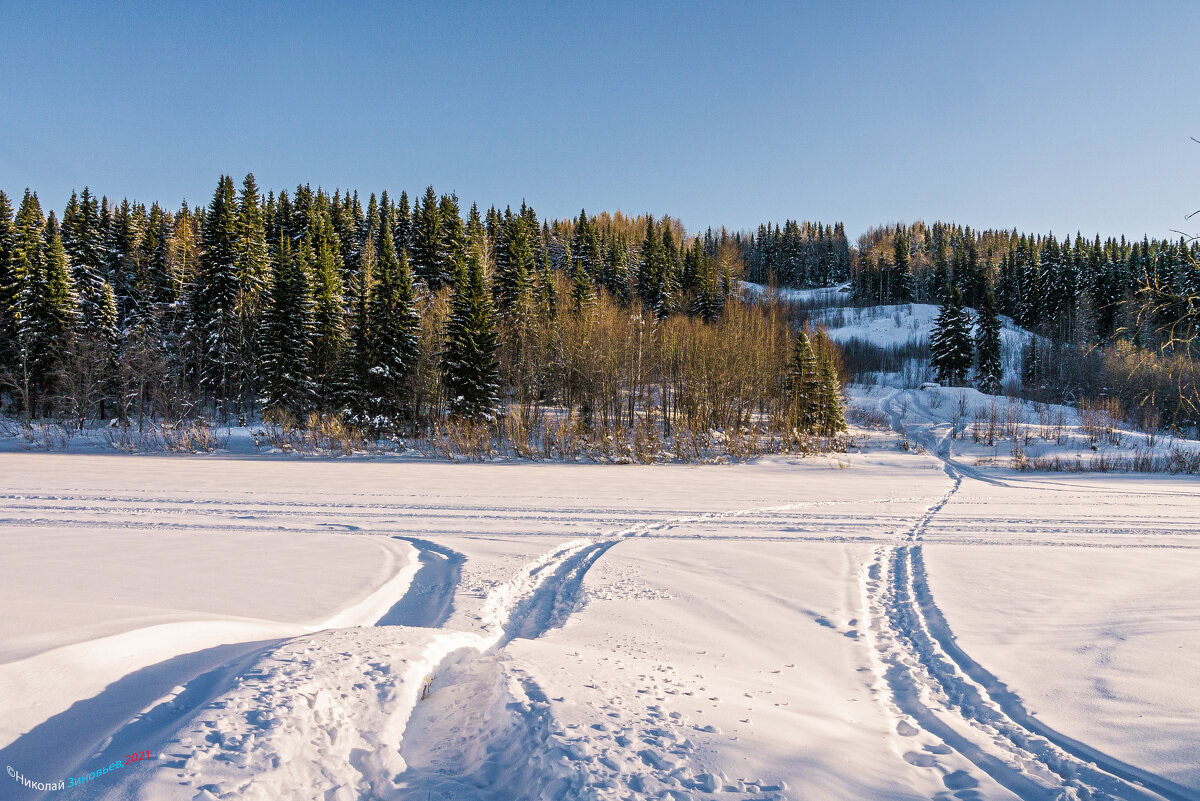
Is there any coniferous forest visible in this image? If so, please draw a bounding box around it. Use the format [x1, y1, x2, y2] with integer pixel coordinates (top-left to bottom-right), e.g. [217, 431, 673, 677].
[1, 176, 1197, 457]
[0, 177, 848, 459]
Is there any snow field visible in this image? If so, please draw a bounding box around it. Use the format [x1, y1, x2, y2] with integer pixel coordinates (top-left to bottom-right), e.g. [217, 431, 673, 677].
[1, 430, 1198, 800]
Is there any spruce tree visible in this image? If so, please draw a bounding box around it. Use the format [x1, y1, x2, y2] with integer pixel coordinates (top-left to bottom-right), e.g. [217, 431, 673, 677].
[785, 330, 821, 432]
[234, 174, 270, 410]
[259, 236, 316, 417]
[601, 236, 632, 304]
[18, 213, 77, 415]
[191, 175, 241, 415]
[362, 227, 421, 430]
[494, 213, 534, 315]
[437, 193, 466, 288]
[815, 356, 847, 437]
[570, 255, 596, 316]
[893, 230, 914, 303]
[930, 284, 973, 385]
[0, 191, 20, 378]
[310, 212, 347, 405]
[974, 288, 1003, 394]
[637, 219, 672, 319]
[442, 245, 501, 420]
[411, 186, 443, 289]
[690, 247, 723, 324]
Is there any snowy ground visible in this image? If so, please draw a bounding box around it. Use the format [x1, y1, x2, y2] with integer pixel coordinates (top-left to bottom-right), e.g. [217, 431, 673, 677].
[1, 396, 1198, 800]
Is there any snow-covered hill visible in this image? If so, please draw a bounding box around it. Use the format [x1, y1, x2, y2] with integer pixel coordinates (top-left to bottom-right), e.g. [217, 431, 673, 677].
[739, 281, 1037, 387]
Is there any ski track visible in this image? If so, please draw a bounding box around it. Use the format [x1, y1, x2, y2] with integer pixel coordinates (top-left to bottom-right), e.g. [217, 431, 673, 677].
[31, 501, 827, 801]
[866, 389, 1193, 801]
[5, 405, 1194, 799]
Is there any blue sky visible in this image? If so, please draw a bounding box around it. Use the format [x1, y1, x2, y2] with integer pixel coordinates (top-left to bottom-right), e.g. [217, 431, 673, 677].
[2, 1, 1198, 241]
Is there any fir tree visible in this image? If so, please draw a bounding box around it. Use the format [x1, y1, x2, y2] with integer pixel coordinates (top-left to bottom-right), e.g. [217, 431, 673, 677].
[974, 288, 1003, 394]
[259, 236, 316, 417]
[442, 245, 501, 420]
[930, 284, 973, 385]
[1021, 336, 1041, 388]
[437, 193, 466, 288]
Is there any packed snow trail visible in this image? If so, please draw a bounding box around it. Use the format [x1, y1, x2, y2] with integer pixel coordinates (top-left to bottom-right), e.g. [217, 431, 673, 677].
[868, 389, 1193, 801]
[376, 537, 464, 627]
[83, 503, 824, 801]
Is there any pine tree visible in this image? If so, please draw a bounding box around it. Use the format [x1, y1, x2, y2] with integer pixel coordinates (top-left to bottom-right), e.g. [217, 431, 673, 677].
[785, 330, 821, 431]
[442, 245, 501, 420]
[815, 356, 847, 437]
[362, 227, 420, 429]
[930, 284, 973, 385]
[259, 236, 316, 417]
[974, 288, 1003, 394]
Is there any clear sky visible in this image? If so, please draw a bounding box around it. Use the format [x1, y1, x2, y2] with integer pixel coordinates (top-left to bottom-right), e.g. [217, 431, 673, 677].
[3, 1, 1198, 241]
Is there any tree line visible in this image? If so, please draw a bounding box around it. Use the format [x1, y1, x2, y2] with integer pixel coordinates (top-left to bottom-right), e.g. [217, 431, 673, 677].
[0, 177, 846, 455]
[854, 222, 1200, 428]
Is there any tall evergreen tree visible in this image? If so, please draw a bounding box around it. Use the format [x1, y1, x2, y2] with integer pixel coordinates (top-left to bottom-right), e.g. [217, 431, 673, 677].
[18, 213, 77, 415]
[930, 284, 974, 385]
[411, 186, 443, 288]
[233, 174, 270, 409]
[974, 288, 1003, 394]
[637, 219, 672, 319]
[785, 330, 821, 431]
[310, 212, 347, 404]
[494, 213, 534, 314]
[442, 245, 501, 420]
[259, 237, 316, 416]
[0, 191, 21, 378]
[690, 246, 723, 324]
[361, 227, 421, 429]
[815, 356, 847, 437]
[191, 175, 241, 414]
[892, 229, 915, 303]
